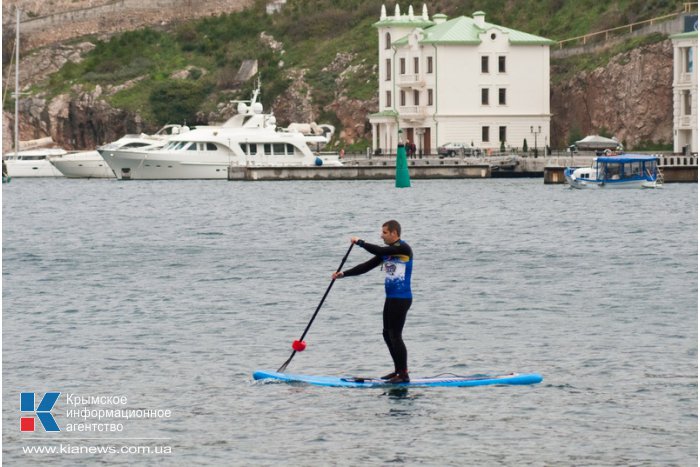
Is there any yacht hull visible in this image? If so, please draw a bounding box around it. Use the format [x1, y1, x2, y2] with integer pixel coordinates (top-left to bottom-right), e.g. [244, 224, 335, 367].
[50, 151, 115, 178]
[100, 149, 230, 179]
[4, 159, 64, 177]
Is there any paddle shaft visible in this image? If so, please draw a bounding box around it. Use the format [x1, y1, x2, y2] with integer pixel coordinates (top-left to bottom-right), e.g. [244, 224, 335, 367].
[277, 243, 354, 372]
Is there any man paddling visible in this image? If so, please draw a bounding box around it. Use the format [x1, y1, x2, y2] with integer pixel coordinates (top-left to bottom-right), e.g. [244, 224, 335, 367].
[332, 220, 413, 383]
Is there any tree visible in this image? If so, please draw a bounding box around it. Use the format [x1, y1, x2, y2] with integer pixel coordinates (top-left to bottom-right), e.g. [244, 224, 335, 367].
[149, 80, 210, 125]
[523, 138, 528, 153]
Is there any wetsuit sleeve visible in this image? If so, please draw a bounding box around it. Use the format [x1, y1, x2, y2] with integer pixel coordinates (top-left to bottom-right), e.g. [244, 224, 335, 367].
[342, 255, 382, 277]
[356, 240, 412, 258]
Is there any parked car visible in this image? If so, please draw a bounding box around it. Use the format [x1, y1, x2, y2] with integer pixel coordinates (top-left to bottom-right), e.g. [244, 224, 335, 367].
[438, 142, 469, 157]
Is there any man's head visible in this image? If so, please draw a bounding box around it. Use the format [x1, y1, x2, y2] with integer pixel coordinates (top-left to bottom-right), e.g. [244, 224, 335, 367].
[381, 220, 401, 245]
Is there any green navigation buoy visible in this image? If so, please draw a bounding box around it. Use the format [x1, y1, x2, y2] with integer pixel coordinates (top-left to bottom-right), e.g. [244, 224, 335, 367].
[395, 143, 411, 188]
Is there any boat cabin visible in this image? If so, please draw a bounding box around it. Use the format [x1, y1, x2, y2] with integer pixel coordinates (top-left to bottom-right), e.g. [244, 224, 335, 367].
[596, 155, 658, 182]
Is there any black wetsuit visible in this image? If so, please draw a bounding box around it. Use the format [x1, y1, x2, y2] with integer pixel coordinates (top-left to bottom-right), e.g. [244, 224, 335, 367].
[342, 239, 413, 373]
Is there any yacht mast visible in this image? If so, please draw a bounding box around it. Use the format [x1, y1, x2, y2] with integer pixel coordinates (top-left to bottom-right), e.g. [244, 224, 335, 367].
[14, 8, 20, 158]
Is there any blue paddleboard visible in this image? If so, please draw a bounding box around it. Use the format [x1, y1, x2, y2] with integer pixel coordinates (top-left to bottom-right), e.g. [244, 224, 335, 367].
[252, 370, 543, 388]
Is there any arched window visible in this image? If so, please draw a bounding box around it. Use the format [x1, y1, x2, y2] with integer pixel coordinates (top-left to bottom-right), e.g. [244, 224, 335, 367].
[385, 32, 391, 50]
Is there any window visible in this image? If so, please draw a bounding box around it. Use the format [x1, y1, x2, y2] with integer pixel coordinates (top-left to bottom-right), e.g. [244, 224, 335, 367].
[498, 56, 506, 73]
[386, 90, 391, 107]
[385, 59, 391, 81]
[687, 47, 694, 73]
[683, 90, 692, 115]
[400, 90, 406, 106]
[385, 32, 391, 50]
[207, 143, 217, 151]
[187, 143, 198, 150]
[239, 143, 255, 156]
[499, 88, 506, 105]
[482, 126, 490, 142]
[427, 56, 433, 73]
[264, 144, 273, 155]
[287, 144, 296, 155]
[413, 90, 420, 106]
[414, 57, 419, 74]
[400, 58, 406, 75]
[481, 88, 489, 105]
[428, 89, 433, 106]
[499, 126, 507, 143]
[481, 56, 489, 73]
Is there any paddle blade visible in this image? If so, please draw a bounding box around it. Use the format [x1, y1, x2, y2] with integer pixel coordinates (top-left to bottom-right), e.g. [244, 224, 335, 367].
[277, 351, 296, 373]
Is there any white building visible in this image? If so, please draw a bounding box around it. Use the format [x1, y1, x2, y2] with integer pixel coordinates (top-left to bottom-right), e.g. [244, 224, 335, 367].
[670, 30, 697, 154]
[369, 5, 553, 155]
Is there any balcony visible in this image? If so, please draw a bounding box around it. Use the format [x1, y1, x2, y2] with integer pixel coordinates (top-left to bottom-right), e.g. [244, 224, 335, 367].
[397, 74, 426, 89]
[398, 105, 428, 122]
[677, 72, 693, 85]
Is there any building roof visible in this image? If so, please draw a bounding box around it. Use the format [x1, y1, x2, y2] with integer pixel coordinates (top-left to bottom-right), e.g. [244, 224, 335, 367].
[670, 30, 698, 40]
[372, 4, 433, 29]
[373, 17, 434, 28]
[393, 15, 554, 46]
[369, 110, 399, 119]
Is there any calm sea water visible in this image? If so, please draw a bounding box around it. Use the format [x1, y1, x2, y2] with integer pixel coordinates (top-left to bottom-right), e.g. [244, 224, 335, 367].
[2, 178, 697, 466]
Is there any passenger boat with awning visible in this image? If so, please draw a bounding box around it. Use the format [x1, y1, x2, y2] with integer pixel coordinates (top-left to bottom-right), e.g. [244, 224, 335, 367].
[564, 154, 660, 189]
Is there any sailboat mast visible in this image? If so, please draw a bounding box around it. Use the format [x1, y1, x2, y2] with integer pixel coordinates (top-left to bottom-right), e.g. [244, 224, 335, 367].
[14, 8, 20, 158]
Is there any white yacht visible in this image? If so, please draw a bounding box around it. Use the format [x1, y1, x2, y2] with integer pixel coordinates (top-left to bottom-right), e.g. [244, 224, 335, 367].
[98, 87, 340, 180]
[49, 125, 187, 178]
[3, 148, 67, 177]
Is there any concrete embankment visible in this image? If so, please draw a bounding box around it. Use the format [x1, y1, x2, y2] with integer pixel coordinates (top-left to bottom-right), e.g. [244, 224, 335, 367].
[228, 154, 698, 182]
[229, 158, 491, 181]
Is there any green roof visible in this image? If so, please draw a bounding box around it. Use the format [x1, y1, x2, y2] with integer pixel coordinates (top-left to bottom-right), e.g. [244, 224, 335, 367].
[373, 18, 434, 29]
[670, 30, 698, 40]
[369, 110, 399, 118]
[393, 15, 554, 46]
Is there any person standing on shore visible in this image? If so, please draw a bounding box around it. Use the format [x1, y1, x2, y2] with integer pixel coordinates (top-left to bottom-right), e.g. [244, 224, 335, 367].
[332, 220, 413, 383]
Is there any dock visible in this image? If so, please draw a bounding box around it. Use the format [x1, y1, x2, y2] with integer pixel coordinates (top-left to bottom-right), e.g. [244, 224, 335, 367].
[228, 153, 697, 182]
[229, 158, 491, 180]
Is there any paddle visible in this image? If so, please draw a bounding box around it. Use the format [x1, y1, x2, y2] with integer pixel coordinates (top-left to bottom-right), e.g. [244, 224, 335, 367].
[277, 242, 354, 373]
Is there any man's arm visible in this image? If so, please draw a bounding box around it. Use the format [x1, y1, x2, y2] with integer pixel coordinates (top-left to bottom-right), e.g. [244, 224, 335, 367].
[356, 240, 411, 258]
[339, 255, 382, 278]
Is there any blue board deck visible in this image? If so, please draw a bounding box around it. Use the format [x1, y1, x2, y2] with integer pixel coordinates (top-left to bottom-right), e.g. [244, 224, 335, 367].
[252, 370, 543, 388]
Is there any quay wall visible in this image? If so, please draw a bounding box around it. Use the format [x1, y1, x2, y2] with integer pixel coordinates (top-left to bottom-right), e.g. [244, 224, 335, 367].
[228, 154, 697, 182]
[229, 163, 491, 181]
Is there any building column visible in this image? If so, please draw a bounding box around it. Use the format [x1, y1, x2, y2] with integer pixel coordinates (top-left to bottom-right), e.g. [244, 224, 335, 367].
[372, 123, 378, 152]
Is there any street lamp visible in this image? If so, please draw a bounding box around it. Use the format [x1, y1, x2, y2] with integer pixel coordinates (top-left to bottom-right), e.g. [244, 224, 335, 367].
[530, 125, 541, 158]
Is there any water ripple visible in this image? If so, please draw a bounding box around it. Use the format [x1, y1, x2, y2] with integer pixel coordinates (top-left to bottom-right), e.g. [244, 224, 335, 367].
[2, 179, 697, 466]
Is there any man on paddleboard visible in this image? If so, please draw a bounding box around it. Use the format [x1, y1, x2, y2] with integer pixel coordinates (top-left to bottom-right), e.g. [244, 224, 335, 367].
[332, 220, 413, 383]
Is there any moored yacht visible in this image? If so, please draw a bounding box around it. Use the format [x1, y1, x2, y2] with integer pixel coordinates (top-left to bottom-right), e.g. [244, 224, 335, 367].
[49, 125, 187, 178]
[98, 86, 340, 180]
[3, 148, 67, 177]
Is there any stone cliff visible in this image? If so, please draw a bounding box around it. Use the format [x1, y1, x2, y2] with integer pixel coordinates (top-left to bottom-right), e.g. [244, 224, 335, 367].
[551, 40, 673, 149]
[2, 0, 253, 49]
[2, 5, 675, 153]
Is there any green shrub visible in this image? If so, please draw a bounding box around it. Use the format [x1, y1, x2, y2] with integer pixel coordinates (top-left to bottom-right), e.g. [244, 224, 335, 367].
[149, 80, 212, 125]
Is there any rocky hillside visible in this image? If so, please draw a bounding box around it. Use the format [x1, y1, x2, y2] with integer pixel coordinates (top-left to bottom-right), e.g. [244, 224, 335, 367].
[2, 0, 254, 49]
[551, 39, 673, 149]
[1, 1, 684, 153]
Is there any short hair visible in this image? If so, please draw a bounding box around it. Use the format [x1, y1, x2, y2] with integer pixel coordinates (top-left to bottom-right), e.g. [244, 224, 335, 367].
[383, 220, 401, 236]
